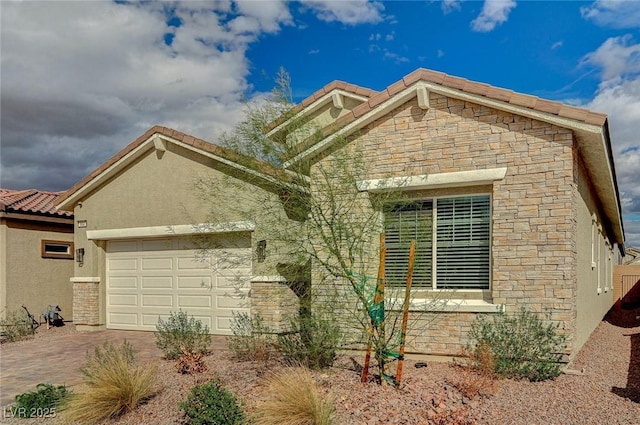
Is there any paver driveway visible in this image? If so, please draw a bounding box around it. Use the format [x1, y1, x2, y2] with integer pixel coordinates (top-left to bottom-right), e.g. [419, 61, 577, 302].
[0, 329, 228, 407]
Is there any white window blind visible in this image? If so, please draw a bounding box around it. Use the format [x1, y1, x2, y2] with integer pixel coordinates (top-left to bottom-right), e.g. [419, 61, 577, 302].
[385, 201, 433, 287]
[436, 196, 490, 289]
[384, 195, 490, 290]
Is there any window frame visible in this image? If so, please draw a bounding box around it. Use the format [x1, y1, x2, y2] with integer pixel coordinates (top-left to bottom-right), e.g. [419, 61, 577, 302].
[41, 239, 74, 260]
[383, 193, 492, 292]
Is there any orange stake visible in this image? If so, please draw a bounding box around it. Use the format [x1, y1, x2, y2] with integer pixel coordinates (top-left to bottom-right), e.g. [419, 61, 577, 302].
[395, 239, 416, 389]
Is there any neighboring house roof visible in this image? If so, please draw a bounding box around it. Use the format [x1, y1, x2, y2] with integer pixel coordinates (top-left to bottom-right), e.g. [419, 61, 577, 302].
[0, 189, 72, 218]
[624, 247, 640, 265]
[281, 67, 624, 248]
[56, 125, 306, 212]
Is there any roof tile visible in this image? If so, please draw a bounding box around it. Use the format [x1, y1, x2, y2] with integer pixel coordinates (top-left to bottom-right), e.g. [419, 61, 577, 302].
[558, 105, 589, 122]
[532, 99, 561, 115]
[584, 112, 607, 126]
[368, 90, 391, 108]
[387, 80, 407, 97]
[442, 75, 468, 90]
[509, 93, 538, 108]
[0, 189, 72, 217]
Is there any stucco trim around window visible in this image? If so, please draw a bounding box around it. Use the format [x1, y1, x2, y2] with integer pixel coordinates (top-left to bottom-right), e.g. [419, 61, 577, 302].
[86, 221, 255, 240]
[356, 167, 507, 192]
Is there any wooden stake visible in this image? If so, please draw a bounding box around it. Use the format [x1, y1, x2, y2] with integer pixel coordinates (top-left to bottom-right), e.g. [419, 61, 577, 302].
[361, 233, 386, 383]
[395, 239, 416, 389]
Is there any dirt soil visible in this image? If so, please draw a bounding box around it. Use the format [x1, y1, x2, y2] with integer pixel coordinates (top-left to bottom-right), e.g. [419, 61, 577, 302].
[1, 307, 639, 425]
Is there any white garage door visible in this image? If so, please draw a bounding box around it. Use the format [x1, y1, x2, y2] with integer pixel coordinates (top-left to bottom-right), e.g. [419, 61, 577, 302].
[106, 237, 251, 334]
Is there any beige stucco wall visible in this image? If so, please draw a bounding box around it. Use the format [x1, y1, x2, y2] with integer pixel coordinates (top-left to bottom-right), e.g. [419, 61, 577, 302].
[72, 141, 302, 329]
[312, 92, 585, 356]
[0, 218, 74, 321]
[575, 158, 616, 352]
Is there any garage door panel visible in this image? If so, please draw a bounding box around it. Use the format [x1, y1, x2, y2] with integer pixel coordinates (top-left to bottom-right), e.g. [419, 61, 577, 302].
[109, 294, 138, 306]
[177, 276, 211, 289]
[141, 276, 173, 289]
[177, 257, 211, 271]
[178, 295, 212, 308]
[141, 314, 161, 327]
[141, 294, 174, 307]
[109, 258, 138, 271]
[107, 238, 251, 335]
[216, 316, 234, 333]
[141, 257, 173, 271]
[109, 312, 138, 326]
[109, 276, 138, 289]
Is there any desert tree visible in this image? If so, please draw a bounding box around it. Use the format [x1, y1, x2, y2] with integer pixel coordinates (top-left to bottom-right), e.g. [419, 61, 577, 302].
[197, 68, 448, 382]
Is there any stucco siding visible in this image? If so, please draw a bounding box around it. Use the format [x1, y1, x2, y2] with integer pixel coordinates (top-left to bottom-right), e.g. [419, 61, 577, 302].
[575, 157, 615, 352]
[73, 141, 301, 329]
[0, 219, 73, 320]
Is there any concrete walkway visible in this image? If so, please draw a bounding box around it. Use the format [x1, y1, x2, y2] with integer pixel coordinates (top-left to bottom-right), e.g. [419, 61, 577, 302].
[0, 329, 228, 407]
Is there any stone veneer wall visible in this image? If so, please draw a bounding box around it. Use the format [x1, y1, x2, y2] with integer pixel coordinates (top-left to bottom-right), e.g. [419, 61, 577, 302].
[250, 279, 300, 332]
[71, 278, 100, 326]
[311, 92, 579, 356]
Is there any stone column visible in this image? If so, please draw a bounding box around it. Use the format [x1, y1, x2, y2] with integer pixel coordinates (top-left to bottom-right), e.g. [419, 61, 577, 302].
[249, 276, 300, 332]
[70, 277, 102, 330]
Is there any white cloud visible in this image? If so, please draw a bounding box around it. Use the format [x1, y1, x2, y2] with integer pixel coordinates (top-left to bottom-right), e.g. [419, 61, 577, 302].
[437, 49, 445, 58]
[581, 0, 640, 29]
[299, 0, 384, 25]
[383, 50, 410, 64]
[441, 0, 462, 14]
[580, 35, 640, 80]
[551, 40, 563, 50]
[0, 0, 381, 192]
[471, 0, 517, 32]
[582, 36, 640, 246]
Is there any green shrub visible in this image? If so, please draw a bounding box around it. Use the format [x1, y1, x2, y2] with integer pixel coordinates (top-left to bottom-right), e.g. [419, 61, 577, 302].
[64, 340, 158, 422]
[155, 310, 211, 360]
[11, 383, 69, 418]
[467, 308, 567, 381]
[253, 367, 334, 425]
[0, 308, 35, 342]
[180, 379, 246, 425]
[227, 312, 275, 362]
[277, 314, 341, 369]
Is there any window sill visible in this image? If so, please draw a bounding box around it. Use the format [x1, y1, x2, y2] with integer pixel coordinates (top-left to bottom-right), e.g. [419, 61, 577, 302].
[390, 298, 504, 313]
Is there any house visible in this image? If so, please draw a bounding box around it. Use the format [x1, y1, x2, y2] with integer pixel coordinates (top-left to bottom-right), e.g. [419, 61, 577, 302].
[57, 68, 624, 359]
[0, 189, 74, 320]
[55, 128, 305, 333]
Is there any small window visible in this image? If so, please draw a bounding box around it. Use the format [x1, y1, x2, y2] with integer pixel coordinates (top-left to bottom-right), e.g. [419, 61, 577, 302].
[41, 240, 74, 259]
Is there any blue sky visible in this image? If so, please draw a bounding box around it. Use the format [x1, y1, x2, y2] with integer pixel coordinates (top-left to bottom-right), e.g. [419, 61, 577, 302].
[1, 0, 640, 246]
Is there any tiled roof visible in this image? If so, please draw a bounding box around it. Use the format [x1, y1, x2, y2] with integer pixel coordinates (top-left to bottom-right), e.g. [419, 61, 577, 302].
[0, 189, 72, 217]
[266, 80, 377, 131]
[56, 125, 303, 209]
[327, 68, 607, 131]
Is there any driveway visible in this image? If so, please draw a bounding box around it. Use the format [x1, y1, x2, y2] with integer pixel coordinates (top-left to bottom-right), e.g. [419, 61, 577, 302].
[0, 329, 228, 407]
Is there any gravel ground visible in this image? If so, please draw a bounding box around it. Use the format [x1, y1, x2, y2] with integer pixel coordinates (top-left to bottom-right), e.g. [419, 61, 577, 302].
[2, 308, 639, 425]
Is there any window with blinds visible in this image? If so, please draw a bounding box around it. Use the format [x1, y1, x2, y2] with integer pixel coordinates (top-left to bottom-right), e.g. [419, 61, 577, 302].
[384, 195, 490, 290]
